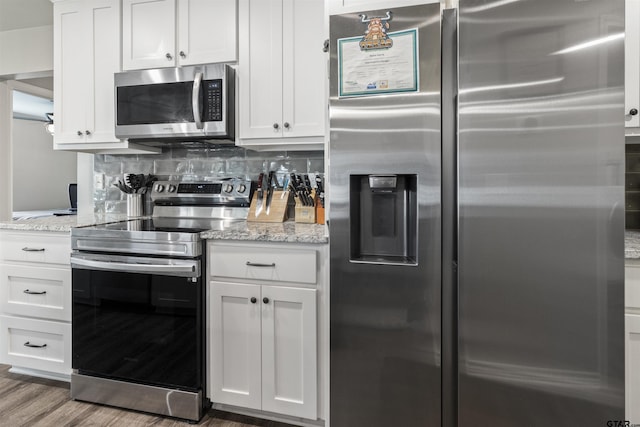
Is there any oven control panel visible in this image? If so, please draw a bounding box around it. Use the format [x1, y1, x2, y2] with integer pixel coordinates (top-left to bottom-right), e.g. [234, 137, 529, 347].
[150, 178, 254, 205]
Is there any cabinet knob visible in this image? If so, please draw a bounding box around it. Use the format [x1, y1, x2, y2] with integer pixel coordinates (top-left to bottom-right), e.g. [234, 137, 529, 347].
[631, 108, 639, 116]
[166, 53, 173, 60]
[250, 297, 257, 304]
[273, 123, 279, 130]
[179, 51, 186, 58]
[85, 130, 91, 135]
[77, 130, 83, 136]
[263, 297, 269, 304]
[284, 122, 290, 129]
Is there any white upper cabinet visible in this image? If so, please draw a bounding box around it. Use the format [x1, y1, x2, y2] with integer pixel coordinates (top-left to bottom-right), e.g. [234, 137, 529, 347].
[627, 0, 640, 132]
[122, 0, 237, 70]
[177, 0, 237, 66]
[53, 0, 158, 153]
[237, 0, 326, 149]
[122, 0, 176, 69]
[53, 0, 121, 146]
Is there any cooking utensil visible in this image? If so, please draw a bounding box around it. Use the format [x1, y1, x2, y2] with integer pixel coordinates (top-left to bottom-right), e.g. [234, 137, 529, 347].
[124, 174, 157, 194]
[114, 179, 134, 194]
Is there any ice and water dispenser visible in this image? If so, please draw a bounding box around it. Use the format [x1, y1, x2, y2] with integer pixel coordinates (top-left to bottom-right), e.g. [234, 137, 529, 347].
[349, 174, 418, 265]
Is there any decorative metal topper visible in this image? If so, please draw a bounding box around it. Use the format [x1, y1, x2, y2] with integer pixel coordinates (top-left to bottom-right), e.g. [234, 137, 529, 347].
[359, 11, 393, 50]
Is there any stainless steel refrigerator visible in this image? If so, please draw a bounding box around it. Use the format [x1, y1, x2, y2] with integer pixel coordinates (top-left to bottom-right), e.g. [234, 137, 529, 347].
[328, 2, 625, 426]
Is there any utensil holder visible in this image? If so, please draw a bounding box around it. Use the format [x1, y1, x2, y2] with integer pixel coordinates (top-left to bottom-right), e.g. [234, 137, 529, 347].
[127, 193, 143, 217]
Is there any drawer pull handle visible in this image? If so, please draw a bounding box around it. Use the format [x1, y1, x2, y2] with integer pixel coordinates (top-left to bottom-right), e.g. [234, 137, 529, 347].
[24, 342, 47, 349]
[23, 289, 47, 295]
[22, 247, 45, 252]
[246, 262, 276, 268]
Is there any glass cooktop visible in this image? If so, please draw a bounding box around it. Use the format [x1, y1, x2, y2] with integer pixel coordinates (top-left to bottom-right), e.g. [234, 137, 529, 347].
[81, 217, 235, 234]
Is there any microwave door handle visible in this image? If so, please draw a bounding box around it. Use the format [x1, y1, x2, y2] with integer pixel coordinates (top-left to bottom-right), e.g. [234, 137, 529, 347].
[192, 72, 204, 129]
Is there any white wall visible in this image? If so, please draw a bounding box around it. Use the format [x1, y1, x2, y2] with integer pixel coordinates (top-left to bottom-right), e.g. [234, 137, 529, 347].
[0, 23, 55, 219]
[0, 26, 53, 76]
[0, 83, 11, 221]
[12, 118, 77, 211]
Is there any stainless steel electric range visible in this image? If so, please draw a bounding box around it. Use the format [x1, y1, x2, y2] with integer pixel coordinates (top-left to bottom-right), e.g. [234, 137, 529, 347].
[69, 178, 252, 422]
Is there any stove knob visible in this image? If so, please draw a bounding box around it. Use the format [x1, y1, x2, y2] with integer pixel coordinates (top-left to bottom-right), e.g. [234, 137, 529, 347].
[168, 185, 177, 193]
[238, 184, 247, 193]
[224, 184, 234, 193]
[156, 184, 165, 193]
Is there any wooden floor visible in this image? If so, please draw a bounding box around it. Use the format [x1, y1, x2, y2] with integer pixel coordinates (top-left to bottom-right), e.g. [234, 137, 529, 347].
[0, 365, 295, 427]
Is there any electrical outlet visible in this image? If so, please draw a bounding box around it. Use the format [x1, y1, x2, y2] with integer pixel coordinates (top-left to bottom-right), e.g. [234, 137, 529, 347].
[94, 173, 105, 190]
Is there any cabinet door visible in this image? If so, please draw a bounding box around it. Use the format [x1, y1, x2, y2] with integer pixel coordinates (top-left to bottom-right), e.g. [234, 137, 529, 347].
[238, 0, 284, 139]
[627, 0, 640, 128]
[627, 314, 640, 423]
[86, 0, 121, 143]
[261, 285, 317, 419]
[177, 0, 237, 66]
[53, 0, 88, 144]
[209, 281, 262, 410]
[281, 0, 325, 139]
[123, 0, 176, 70]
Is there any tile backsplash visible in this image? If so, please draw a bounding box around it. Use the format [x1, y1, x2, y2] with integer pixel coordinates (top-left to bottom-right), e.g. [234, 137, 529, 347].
[94, 146, 324, 214]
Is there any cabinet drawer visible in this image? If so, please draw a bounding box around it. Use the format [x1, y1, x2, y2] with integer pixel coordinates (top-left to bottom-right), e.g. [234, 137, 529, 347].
[0, 232, 71, 266]
[210, 245, 316, 284]
[627, 263, 640, 309]
[0, 265, 71, 321]
[0, 315, 71, 375]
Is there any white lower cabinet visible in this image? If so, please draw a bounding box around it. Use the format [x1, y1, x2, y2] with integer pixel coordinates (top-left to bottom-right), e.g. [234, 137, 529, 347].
[207, 240, 325, 422]
[209, 281, 317, 419]
[0, 231, 72, 379]
[0, 315, 71, 375]
[627, 314, 640, 423]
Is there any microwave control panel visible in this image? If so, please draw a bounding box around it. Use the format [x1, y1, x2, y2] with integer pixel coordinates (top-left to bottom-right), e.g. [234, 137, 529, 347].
[205, 80, 223, 121]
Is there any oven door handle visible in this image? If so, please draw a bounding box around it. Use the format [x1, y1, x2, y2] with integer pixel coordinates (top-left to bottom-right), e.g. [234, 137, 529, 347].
[70, 255, 199, 278]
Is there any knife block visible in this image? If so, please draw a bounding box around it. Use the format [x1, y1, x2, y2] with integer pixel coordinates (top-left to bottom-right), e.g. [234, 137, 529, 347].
[315, 202, 325, 225]
[294, 190, 317, 224]
[247, 190, 289, 222]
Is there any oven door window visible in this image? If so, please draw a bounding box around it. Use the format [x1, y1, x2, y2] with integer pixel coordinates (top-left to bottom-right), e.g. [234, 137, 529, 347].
[72, 269, 203, 391]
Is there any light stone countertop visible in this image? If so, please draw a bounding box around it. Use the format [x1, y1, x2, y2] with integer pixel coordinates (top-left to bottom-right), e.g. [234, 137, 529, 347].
[626, 231, 640, 260]
[0, 215, 328, 244]
[0, 214, 132, 233]
[200, 220, 328, 244]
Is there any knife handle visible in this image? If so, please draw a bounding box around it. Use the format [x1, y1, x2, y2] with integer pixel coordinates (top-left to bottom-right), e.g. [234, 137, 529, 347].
[257, 173, 264, 190]
[303, 174, 312, 189]
[315, 175, 324, 193]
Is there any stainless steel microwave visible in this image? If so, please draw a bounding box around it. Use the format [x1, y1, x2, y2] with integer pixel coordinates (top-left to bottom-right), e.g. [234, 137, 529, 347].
[114, 64, 234, 141]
